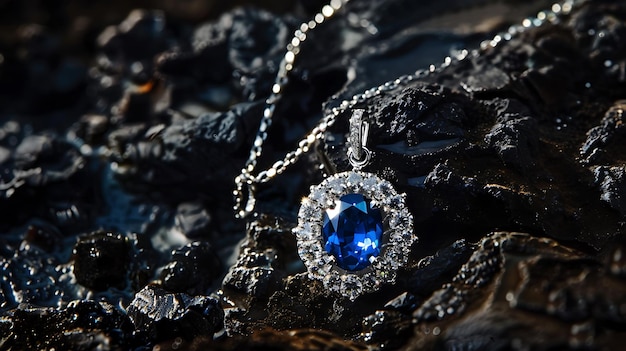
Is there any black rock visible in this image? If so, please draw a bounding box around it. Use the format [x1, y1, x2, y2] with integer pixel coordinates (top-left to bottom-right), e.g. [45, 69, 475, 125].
[72, 231, 131, 291]
[0, 243, 70, 313]
[13, 134, 84, 185]
[483, 98, 539, 170]
[126, 284, 224, 343]
[223, 266, 285, 300]
[159, 241, 222, 295]
[1, 300, 133, 350]
[227, 7, 293, 101]
[70, 114, 111, 145]
[384, 292, 419, 311]
[593, 166, 626, 217]
[156, 6, 294, 105]
[362, 310, 412, 348]
[581, 101, 626, 165]
[156, 15, 230, 85]
[108, 102, 262, 202]
[22, 221, 64, 253]
[174, 201, 212, 239]
[97, 10, 171, 67]
[0, 133, 91, 231]
[407, 239, 475, 298]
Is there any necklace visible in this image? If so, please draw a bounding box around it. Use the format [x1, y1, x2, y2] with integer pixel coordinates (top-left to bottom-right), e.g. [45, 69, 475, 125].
[233, 0, 584, 300]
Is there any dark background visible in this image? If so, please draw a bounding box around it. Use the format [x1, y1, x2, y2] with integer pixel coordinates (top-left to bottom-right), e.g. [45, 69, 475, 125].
[0, 0, 308, 60]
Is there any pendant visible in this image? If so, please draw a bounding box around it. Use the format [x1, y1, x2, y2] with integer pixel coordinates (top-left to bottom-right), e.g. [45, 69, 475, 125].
[293, 110, 417, 300]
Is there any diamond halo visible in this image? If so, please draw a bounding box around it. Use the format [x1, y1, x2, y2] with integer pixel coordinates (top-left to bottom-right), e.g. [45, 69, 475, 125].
[293, 171, 417, 300]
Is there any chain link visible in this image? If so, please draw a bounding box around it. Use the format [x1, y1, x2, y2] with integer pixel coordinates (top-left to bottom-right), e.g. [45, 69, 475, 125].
[234, 0, 584, 218]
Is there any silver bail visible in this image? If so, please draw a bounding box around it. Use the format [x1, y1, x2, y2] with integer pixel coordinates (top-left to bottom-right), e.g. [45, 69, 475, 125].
[348, 109, 371, 170]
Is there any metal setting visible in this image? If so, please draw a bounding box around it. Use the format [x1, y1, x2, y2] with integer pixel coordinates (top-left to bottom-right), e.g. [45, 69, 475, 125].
[293, 171, 416, 301]
[347, 109, 372, 170]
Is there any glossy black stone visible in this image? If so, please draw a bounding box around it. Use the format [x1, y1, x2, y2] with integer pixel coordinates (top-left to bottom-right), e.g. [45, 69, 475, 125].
[1, 300, 133, 350]
[159, 241, 222, 295]
[72, 231, 131, 291]
[126, 284, 224, 343]
[0, 0, 626, 350]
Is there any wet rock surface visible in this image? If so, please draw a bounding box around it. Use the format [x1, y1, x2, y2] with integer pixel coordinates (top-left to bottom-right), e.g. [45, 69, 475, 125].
[2, 300, 134, 349]
[127, 284, 223, 343]
[72, 231, 131, 291]
[1, 0, 626, 350]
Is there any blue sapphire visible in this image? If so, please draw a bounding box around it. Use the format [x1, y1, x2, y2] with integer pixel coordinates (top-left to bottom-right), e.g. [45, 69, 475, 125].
[322, 193, 384, 271]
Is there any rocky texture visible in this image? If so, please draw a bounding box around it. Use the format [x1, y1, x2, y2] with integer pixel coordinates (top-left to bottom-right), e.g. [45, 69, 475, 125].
[127, 284, 223, 343]
[0, 133, 90, 231]
[404, 233, 626, 350]
[0, 0, 626, 350]
[1, 300, 134, 350]
[72, 231, 131, 291]
[159, 241, 222, 295]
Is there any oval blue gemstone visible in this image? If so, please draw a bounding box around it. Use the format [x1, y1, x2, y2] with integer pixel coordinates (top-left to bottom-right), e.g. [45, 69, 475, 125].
[322, 193, 384, 271]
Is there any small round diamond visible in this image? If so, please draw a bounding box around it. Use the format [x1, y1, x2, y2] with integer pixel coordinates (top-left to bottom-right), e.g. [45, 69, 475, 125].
[346, 172, 363, 187]
[299, 199, 318, 219]
[327, 177, 346, 196]
[377, 182, 395, 197]
[323, 274, 342, 293]
[340, 275, 363, 300]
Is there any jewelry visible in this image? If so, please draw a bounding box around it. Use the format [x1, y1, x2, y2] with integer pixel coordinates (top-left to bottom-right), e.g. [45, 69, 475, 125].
[293, 109, 416, 300]
[233, 0, 584, 299]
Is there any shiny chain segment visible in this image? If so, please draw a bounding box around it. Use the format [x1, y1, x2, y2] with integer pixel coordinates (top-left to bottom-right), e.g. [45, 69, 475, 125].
[234, 0, 583, 218]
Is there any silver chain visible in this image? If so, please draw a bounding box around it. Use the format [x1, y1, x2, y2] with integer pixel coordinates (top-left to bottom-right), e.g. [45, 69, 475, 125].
[234, 0, 583, 218]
